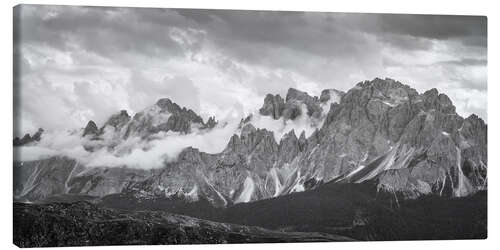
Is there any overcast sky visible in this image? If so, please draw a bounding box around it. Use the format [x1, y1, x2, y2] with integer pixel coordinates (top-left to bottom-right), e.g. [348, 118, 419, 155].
[14, 5, 487, 136]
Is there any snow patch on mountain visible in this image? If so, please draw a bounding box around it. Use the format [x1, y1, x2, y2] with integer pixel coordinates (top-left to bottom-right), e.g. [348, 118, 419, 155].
[269, 167, 283, 197]
[454, 146, 473, 197]
[235, 176, 255, 203]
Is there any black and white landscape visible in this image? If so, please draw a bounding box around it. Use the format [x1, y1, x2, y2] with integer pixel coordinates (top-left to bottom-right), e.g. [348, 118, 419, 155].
[13, 5, 487, 247]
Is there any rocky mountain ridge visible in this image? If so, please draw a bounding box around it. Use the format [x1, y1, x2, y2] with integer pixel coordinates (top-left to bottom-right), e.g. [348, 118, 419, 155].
[13, 78, 487, 206]
[81, 98, 217, 152]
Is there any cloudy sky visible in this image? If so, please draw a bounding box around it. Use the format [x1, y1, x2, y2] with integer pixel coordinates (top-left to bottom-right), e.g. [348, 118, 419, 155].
[14, 5, 487, 136]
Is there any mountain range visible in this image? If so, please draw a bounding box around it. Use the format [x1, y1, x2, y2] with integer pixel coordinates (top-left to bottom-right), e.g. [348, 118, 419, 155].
[13, 77, 488, 246]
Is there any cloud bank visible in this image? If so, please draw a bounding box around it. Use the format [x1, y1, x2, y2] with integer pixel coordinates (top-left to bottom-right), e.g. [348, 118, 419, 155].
[14, 5, 487, 140]
[14, 106, 328, 169]
[15, 120, 240, 169]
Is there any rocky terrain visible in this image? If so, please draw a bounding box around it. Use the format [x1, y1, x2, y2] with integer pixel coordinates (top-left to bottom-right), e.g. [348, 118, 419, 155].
[13, 181, 486, 247]
[13, 78, 488, 245]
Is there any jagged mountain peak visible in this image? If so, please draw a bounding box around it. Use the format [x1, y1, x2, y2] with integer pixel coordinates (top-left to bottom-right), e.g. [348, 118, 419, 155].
[333, 78, 460, 130]
[83, 120, 99, 137]
[204, 116, 218, 129]
[259, 94, 285, 119]
[241, 123, 258, 136]
[423, 87, 439, 96]
[240, 124, 277, 146]
[155, 98, 202, 122]
[420, 88, 456, 114]
[156, 97, 174, 106]
[223, 123, 278, 157]
[465, 113, 486, 126]
[260, 86, 344, 122]
[320, 88, 344, 103]
[282, 129, 298, 140]
[110, 98, 208, 135]
[156, 97, 184, 113]
[356, 77, 408, 89]
[78, 97, 218, 153]
[103, 110, 131, 130]
[350, 78, 418, 101]
[285, 87, 317, 102]
[350, 78, 458, 116]
[13, 128, 44, 146]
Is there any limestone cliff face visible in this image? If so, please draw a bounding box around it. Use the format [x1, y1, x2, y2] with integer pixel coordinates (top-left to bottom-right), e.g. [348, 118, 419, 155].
[13, 78, 487, 205]
[304, 78, 487, 198]
[259, 94, 285, 119]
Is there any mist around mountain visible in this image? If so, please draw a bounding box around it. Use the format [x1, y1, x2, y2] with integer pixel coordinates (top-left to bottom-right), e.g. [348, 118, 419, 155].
[13, 78, 487, 246]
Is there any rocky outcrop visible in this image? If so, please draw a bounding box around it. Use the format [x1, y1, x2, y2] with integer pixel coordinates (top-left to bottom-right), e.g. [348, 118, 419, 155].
[103, 110, 131, 130]
[82, 121, 99, 137]
[119, 98, 210, 139]
[13, 128, 43, 146]
[204, 116, 218, 129]
[259, 87, 344, 122]
[284, 88, 322, 119]
[259, 94, 285, 119]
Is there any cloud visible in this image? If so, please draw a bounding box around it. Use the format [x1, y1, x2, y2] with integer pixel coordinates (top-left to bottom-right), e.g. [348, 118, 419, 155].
[14, 4, 487, 137]
[249, 109, 322, 142]
[13, 101, 336, 169]
[15, 5, 188, 60]
[14, 120, 241, 169]
[127, 72, 201, 114]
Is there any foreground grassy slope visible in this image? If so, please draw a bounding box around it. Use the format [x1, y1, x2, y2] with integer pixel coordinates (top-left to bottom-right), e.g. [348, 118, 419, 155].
[98, 181, 487, 241]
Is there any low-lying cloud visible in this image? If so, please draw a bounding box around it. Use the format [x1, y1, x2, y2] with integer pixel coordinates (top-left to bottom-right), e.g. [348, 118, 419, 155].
[14, 102, 333, 169]
[249, 108, 323, 142]
[14, 120, 242, 169]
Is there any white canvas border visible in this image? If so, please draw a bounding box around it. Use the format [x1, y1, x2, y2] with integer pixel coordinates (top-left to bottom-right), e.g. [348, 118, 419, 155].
[1, 0, 497, 249]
